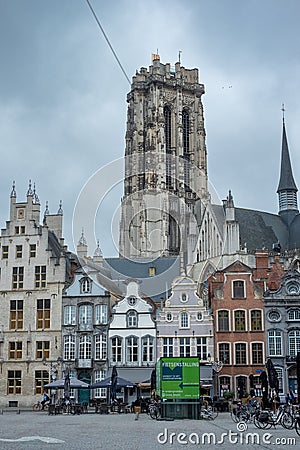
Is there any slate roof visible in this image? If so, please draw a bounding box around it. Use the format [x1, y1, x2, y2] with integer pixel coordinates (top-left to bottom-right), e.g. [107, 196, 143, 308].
[102, 256, 181, 302]
[277, 120, 298, 192]
[211, 204, 299, 252]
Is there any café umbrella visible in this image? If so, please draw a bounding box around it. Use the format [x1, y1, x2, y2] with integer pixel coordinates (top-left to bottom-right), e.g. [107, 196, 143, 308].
[64, 368, 71, 401]
[90, 376, 135, 389]
[266, 358, 279, 392]
[111, 366, 118, 403]
[297, 352, 300, 404]
[44, 377, 90, 389]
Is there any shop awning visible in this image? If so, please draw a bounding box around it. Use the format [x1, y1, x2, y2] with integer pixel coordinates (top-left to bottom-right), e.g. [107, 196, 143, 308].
[107, 368, 153, 385]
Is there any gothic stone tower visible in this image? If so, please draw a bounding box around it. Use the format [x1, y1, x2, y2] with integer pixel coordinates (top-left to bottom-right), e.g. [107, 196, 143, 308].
[119, 56, 209, 262]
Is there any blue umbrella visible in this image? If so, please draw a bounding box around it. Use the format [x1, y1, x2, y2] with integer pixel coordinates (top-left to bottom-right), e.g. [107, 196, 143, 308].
[64, 368, 70, 402]
[110, 366, 118, 404]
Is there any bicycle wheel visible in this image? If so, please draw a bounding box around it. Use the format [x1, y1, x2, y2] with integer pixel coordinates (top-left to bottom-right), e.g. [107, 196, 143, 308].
[207, 406, 218, 420]
[32, 403, 40, 411]
[281, 412, 294, 429]
[295, 418, 300, 437]
[150, 406, 160, 419]
[231, 408, 239, 423]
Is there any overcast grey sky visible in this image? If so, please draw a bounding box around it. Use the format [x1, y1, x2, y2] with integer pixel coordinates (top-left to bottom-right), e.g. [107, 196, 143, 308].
[1, 0, 300, 256]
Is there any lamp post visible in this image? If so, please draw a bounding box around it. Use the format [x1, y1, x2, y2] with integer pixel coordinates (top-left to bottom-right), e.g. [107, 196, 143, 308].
[211, 360, 224, 397]
[42, 357, 62, 405]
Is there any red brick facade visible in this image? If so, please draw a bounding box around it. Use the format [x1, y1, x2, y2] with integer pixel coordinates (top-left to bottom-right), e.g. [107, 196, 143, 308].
[209, 253, 269, 398]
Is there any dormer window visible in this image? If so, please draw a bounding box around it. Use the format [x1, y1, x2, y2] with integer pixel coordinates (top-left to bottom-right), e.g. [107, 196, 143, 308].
[80, 277, 91, 294]
[232, 280, 245, 299]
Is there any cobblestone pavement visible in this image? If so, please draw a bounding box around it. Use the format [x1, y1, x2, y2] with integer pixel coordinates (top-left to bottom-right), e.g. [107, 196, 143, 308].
[0, 411, 298, 450]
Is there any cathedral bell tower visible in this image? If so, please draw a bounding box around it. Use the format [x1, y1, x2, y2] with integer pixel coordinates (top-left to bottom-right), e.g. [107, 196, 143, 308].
[119, 55, 209, 261]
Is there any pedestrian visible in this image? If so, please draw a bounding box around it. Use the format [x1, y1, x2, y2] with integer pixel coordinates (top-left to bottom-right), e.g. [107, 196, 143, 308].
[41, 390, 50, 410]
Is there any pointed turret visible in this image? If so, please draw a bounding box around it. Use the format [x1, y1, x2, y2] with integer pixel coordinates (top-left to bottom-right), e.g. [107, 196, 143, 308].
[77, 229, 88, 259]
[277, 108, 298, 218]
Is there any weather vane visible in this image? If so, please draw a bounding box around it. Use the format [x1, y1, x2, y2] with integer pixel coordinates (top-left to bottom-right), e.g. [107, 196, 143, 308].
[281, 103, 285, 121]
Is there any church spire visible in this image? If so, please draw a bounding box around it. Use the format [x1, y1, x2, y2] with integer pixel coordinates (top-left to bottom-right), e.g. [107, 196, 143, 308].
[277, 105, 298, 214]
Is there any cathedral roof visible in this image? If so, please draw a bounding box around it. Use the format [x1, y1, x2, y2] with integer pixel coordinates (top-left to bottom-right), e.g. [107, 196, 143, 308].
[211, 203, 294, 251]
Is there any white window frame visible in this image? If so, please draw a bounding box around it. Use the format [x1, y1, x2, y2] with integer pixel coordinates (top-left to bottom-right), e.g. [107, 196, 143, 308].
[64, 305, 76, 325]
[268, 329, 282, 356]
[95, 304, 107, 324]
[179, 311, 189, 329]
[232, 279, 246, 299]
[95, 334, 107, 360]
[63, 335, 76, 360]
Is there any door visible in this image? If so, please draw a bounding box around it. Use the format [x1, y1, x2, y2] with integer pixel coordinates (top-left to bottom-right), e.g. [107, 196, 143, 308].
[78, 371, 91, 404]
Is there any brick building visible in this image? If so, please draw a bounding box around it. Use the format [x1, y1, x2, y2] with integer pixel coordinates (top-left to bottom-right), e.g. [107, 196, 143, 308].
[209, 252, 269, 398]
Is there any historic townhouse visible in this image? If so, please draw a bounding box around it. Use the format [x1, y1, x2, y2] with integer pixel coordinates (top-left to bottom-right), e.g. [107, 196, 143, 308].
[0, 183, 74, 407]
[209, 253, 268, 399]
[62, 233, 112, 403]
[264, 263, 300, 395]
[108, 281, 156, 402]
[156, 275, 214, 395]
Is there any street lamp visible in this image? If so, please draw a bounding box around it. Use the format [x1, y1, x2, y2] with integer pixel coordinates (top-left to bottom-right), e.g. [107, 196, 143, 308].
[42, 357, 62, 404]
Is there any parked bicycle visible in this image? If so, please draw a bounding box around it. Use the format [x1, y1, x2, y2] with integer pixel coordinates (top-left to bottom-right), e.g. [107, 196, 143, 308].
[200, 404, 218, 420]
[32, 401, 49, 412]
[147, 400, 161, 419]
[254, 405, 294, 430]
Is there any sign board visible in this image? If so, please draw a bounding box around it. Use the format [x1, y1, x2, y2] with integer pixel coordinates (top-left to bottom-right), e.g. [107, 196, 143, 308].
[156, 357, 200, 399]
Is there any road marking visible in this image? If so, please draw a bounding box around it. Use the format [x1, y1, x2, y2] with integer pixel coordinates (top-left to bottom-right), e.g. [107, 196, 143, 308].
[0, 435, 65, 444]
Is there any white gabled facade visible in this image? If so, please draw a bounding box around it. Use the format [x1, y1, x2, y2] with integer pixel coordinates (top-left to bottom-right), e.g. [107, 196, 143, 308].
[108, 281, 156, 398]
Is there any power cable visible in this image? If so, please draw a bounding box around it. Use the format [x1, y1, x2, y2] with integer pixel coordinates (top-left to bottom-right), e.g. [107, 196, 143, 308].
[84, 0, 131, 85]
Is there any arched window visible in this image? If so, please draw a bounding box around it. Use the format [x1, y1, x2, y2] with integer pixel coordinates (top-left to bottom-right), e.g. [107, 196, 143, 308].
[127, 310, 138, 328]
[182, 110, 190, 157]
[126, 336, 138, 363]
[142, 335, 154, 363]
[79, 335, 92, 359]
[95, 304, 107, 324]
[164, 106, 172, 189]
[218, 343, 230, 364]
[288, 330, 300, 356]
[79, 305, 92, 325]
[219, 376, 231, 397]
[111, 336, 122, 363]
[80, 277, 91, 294]
[288, 309, 300, 321]
[251, 310, 262, 331]
[95, 334, 107, 360]
[183, 110, 191, 191]
[232, 280, 245, 299]
[234, 310, 246, 331]
[63, 335, 75, 360]
[164, 106, 171, 153]
[64, 305, 76, 325]
[218, 310, 229, 331]
[268, 330, 282, 356]
[235, 343, 247, 365]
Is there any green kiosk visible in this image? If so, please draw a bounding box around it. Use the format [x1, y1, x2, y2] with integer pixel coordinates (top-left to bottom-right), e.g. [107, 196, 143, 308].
[156, 357, 200, 419]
